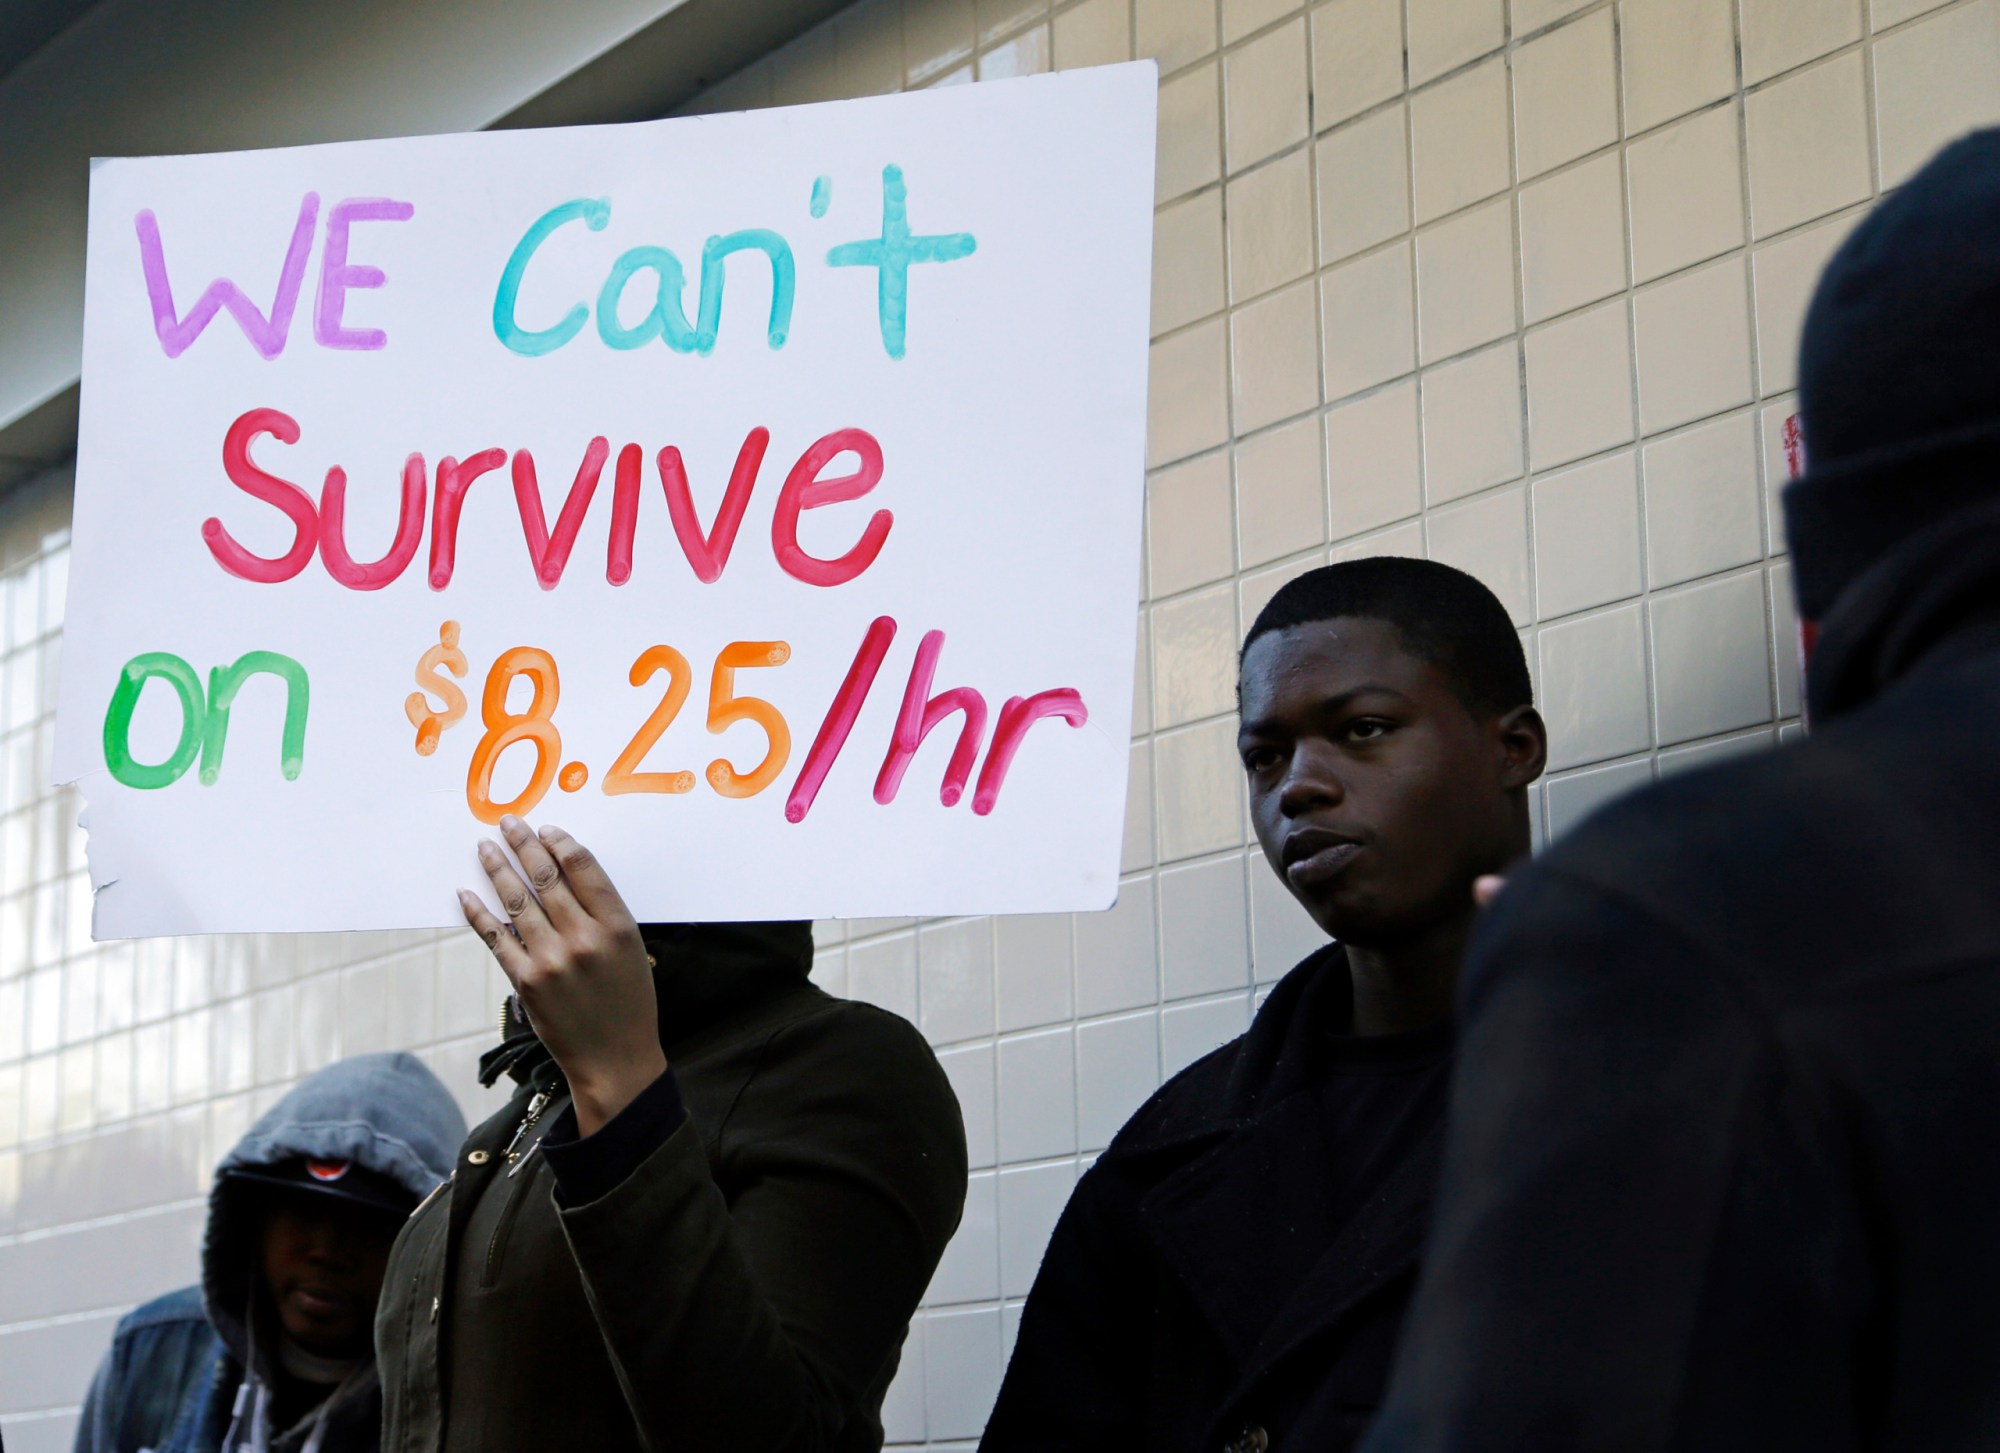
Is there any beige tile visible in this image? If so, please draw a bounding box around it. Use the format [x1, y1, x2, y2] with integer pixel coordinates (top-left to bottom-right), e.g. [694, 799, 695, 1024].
[1157, 62, 1223, 202]
[1873, 0, 2000, 188]
[1240, 551, 1328, 623]
[1410, 57, 1513, 224]
[979, 0, 1049, 45]
[1759, 394, 1806, 544]
[835, 0, 904, 97]
[1137, 0, 1218, 70]
[1407, 0, 1504, 86]
[1415, 199, 1517, 363]
[1525, 300, 1635, 470]
[1533, 451, 1643, 619]
[1513, 11, 1619, 180]
[1620, 0, 1736, 134]
[1152, 585, 1240, 726]
[1741, 0, 1862, 86]
[1123, 742, 1157, 870]
[978, 21, 1051, 77]
[1626, 103, 1745, 283]
[1634, 256, 1754, 434]
[1229, 151, 1316, 301]
[1870, 0, 1955, 26]
[1513, 0, 1597, 34]
[1643, 412, 1764, 586]
[1152, 190, 1226, 336]
[1231, 278, 1322, 431]
[1519, 152, 1628, 324]
[1312, 0, 1404, 129]
[1148, 318, 1231, 466]
[1154, 718, 1248, 859]
[1427, 485, 1532, 625]
[1225, 0, 1305, 43]
[1054, 0, 1132, 67]
[1421, 341, 1525, 504]
[1132, 610, 1155, 734]
[1236, 416, 1327, 566]
[1316, 105, 1411, 265]
[1745, 53, 1873, 240]
[1320, 242, 1416, 400]
[1650, 572, 1773, 743]
[1147, 452, 1236, 595]
[1538, 603, 1652, 768]
[1769, 558, 1803, 719]
[1752, 211, 1861, 394]
[1544, 756, 1654, 840]
[1225, 19, 1311, 173]
[1326, 379, 1424, 536]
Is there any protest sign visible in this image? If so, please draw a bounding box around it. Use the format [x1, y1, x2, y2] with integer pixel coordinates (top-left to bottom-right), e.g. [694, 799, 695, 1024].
[54, 64, 1158, 936]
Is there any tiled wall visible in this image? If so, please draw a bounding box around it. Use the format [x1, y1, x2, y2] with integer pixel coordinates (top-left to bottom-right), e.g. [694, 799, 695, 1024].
[3, 0, 1998, 1447]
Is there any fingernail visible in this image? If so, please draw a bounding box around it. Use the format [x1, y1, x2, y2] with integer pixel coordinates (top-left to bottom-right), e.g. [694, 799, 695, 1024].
[538, 824, 561, 841]
[499, 813, 524, 835]
[455, 889, 476, 909]
[477, 840, 499, 863]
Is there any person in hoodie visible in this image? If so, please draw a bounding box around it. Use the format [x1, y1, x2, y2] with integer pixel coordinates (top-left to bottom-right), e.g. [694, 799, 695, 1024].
[1359, 128, 2000, 1453]
[373, 818, 967, 1453]
[73, 1053, 465, 1453]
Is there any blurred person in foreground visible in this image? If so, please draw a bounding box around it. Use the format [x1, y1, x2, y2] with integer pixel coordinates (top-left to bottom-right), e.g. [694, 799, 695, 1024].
[1361, 127, 2000, 1453]
[981, 558, 1547, 1453]
[74, 1053, 464, 1453]
[374, 819, 965, 1453]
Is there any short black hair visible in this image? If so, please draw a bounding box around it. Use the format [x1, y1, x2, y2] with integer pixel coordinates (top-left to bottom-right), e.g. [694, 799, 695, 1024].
[1242, 557, 1532, 718]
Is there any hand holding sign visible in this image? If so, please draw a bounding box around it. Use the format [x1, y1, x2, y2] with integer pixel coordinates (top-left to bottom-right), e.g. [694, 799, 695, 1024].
[460, 817, 665, 1136]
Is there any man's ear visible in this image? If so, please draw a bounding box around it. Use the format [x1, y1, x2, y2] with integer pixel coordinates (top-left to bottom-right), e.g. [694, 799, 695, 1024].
[1493, 705, 1548, 790]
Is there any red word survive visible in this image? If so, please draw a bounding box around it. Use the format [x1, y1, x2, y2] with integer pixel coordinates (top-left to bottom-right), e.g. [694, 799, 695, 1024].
[201, 407, 894, 590]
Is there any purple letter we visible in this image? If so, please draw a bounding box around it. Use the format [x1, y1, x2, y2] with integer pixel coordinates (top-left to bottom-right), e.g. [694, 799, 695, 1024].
[134, 193, 319, 359]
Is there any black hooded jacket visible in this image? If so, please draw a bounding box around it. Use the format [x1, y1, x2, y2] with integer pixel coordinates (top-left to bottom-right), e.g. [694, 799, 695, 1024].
[1359, 499, 2000, 1451]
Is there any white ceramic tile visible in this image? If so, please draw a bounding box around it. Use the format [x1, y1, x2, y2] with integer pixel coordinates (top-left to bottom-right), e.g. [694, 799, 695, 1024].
[1147, 318, 1231, 467]
[1133, 611, 1155, 736]
[1657, 726, 1775, 775]
[1538, 603, 1653, 768]
[1241, 553, 1328, 624]
[1626, 103, 1746, 283]
[936, 1041, 997, 1169]
[1317, 105, 1412, 265]
[1233, 279, 1322, 431]
[1544, 755, 1654, 838]
[1741, 0, 1863, 86]
[1137, 0, 1219, 70]
[919, 918, 996, 1045]
[1054, 0, 1132, 67]
[979, 26, 1052, 81]
[1634, 256, 1755, 434]
[1745, 53, 1873, 240]
[1651, 571, 1773, 743]
[907, 0, 978, 82]
[1237, 416, 1327, 566]
[1160, 993, 1252, 1076]
[1751, 211, 1859, 394]
[1155, 718, 1248, 859]
[1519, 152, 1628, 324]
[1152, 189, 1226, 336]
[1075, 875, 1160, 1015]
[997, 1160, 1078, 1297]
[1320, 243, 1417, 400]
[1149, 452, 1236, 596]
[995, 913, 1074, 1032]
[1248, 860, 1329, 980]
[1327, 379, 1425, 535]
[1230, 151, 1317, 300]
[927, 1171, 1000, 1304]
[1644, 412, 1764, 586]
[979, 0, 1048, 46]
[924, 1307, 1005, 1439]
[1427, 485, 1533, 625]
[1153, 586, 1239, 727]
[1416, 198, 1517, 362]
[998, 1027, 1078, 1161]
[1872, 0, 2000, 187]
[1227, 0, 1305, 43]
[1157, 61, 1223, 202]
[1124, 741, 1156, 872]
[1407, 0, 1505, 85]
[1312, 0, 1405, 129]
[1533, 451, 1643, 619]
[1871, 0, 1955, 26]
[1513, 11, 1619, 180]
[1077, 1011, 1162, 1149]
[1769, 558, 1803, 719]
[1525, 299, 1636, 471]
[1421, 342, 1525, 504]
[1159, 855, 1253, 996]
[1410, 58, 1513, 223]
[1225, 19, 1311, 172]
[1514, 0, 1596, 33]
[1620, 0, 1737, 133]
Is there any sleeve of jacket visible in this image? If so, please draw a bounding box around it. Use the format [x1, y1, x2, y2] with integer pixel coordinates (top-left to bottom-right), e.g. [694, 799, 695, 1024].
[555, 1002, 968, 1453]
[70, 1342, 121, 1453]
[1359, 868, 1867, 1453]
[978, 1157, 1153, 1451]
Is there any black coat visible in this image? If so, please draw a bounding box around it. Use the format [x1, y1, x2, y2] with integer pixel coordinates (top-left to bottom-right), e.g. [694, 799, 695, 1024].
[375, 923, 967, 1453]
[982, 945, 1449, 1453]
[1363, 509, 2000, 1451]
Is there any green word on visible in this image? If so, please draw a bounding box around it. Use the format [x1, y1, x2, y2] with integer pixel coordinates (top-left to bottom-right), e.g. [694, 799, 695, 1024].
[103, 650, 309, 789]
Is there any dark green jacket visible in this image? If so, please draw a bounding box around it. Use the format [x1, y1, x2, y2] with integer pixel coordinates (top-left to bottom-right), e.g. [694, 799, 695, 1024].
[376, 923, 967, 1453]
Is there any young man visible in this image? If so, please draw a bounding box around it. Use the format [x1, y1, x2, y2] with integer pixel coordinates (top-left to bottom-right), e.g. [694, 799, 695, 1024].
[1361, 128, 2000, 1453]
[74, 1052, 465, 1453]
[980, 557, 1548, 1453]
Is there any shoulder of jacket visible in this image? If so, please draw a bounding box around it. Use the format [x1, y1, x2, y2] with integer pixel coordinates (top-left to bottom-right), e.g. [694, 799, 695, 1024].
[114, 1285, 212, 1339]
[1098, 1034, 1248, 1160]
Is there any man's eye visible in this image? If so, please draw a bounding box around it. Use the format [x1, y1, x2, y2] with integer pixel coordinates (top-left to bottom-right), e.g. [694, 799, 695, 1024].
[1345, 719, 1393, 742]
[1241, 746, 1280, 771]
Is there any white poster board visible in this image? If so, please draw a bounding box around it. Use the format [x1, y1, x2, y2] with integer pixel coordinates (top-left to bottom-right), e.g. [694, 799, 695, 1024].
[55, 64, 1158, 936]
